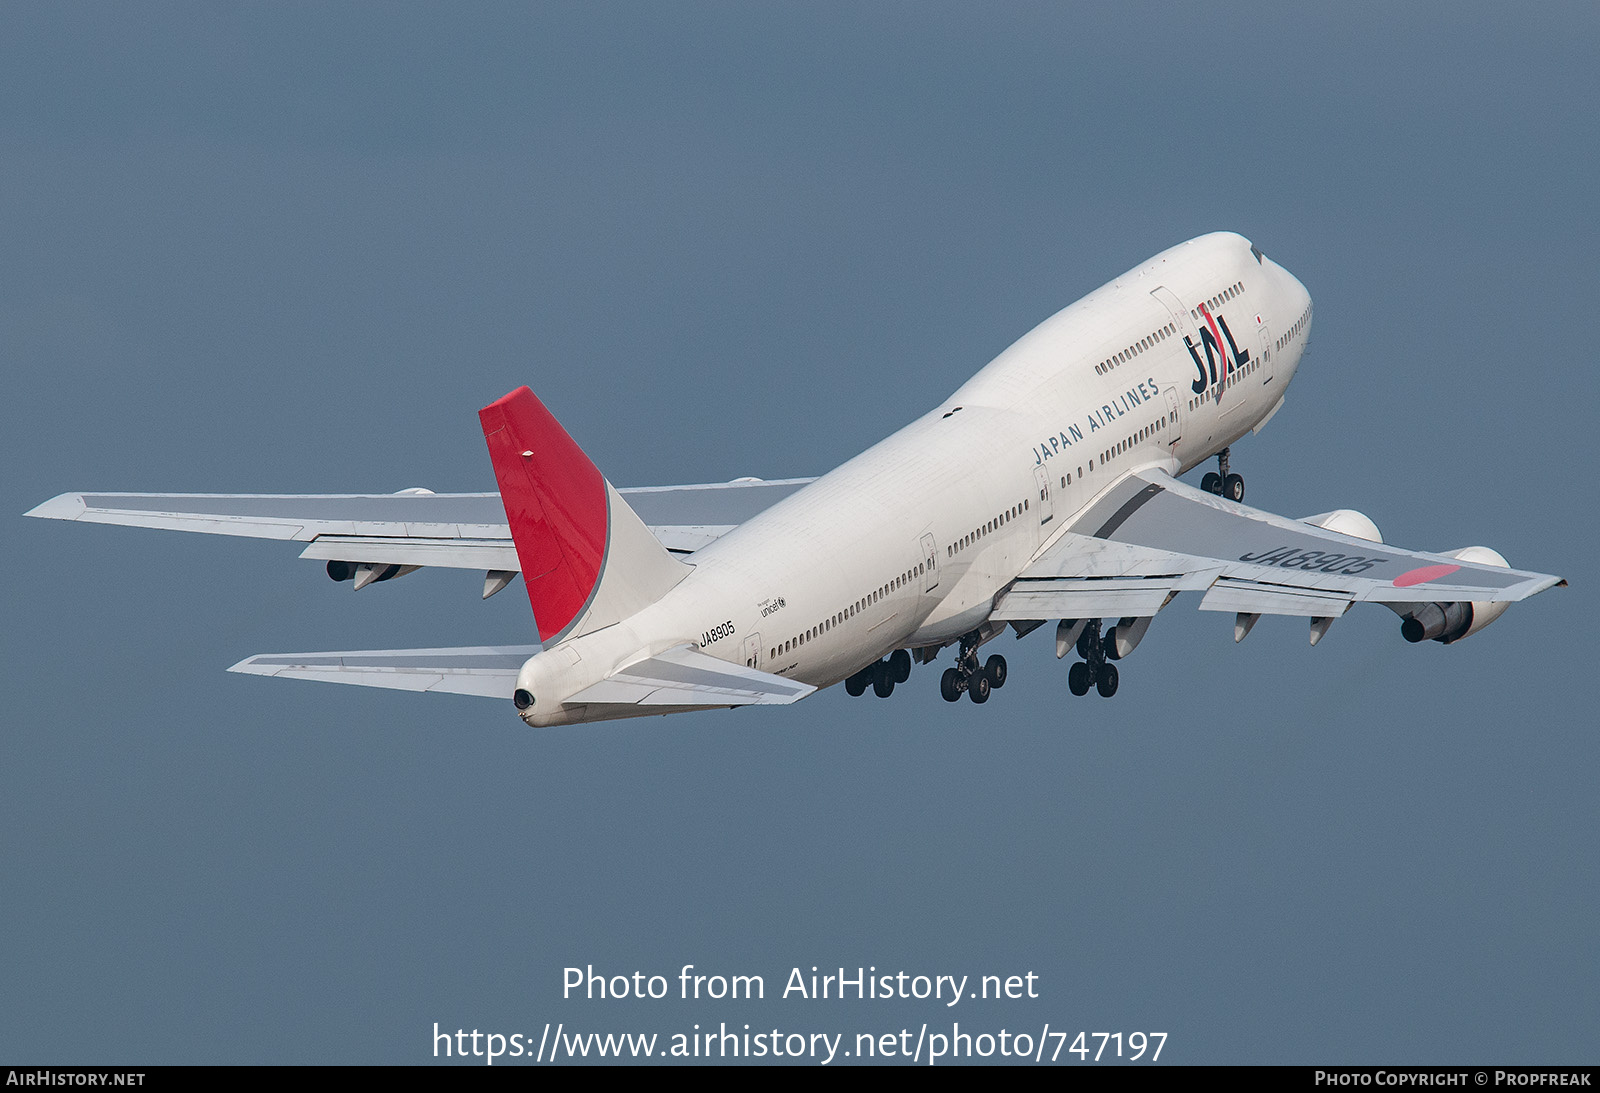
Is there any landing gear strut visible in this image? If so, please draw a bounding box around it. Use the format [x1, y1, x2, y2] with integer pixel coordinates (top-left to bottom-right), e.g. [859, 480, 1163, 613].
[939, 632, 1006, 704]
[1066, 618, 1119, 698]
[1201, 447, 1244, 502]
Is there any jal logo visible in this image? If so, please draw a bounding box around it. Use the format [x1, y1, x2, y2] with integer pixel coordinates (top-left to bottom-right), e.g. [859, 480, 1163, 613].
[1185, 303, 1251, 394]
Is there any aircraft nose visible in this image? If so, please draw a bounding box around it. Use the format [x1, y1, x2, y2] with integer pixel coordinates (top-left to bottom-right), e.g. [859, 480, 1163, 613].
[1272, 261, 1311, 341]
[1278, 268, 1312, 378]
[1277, 263, 1309, 313]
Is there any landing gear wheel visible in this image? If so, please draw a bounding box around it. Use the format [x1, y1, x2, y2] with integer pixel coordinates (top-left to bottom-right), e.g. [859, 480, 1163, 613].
[889, 648, 912, 684]
[1068, 661, 1092, 696]
[984, 654, 1007, 689]
[940, 667, 963, 703]
[1202, 471, 1222, 495]
[872, 663, 895, 698]
[1223, 473, 1245, 502]
[1096, 662, 1119, 698]
[845, 671, 867, 697]
[968, 672, 991, 704]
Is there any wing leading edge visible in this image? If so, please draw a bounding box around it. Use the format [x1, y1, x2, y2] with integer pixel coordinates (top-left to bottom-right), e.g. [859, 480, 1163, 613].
[25, 478, 817, 566]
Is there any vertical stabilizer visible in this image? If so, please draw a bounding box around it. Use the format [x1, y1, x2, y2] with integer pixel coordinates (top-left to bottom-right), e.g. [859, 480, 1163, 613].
[479, 387, 691, 644]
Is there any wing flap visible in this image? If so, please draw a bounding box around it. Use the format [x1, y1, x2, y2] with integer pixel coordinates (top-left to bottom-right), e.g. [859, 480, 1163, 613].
[1198, 578, 1353, 617]
[228, 645, 540, 698]
[298, 536, 520, 570]
[567, 644, 815, 707]
[992, 579, 1182, 620]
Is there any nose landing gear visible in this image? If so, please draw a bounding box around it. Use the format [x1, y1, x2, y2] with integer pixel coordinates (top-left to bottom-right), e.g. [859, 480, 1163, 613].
[1201, 447, 1244, 502]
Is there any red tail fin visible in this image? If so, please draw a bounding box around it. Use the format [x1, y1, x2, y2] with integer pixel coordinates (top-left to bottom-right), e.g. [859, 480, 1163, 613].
[479, 387, 608, 643]
[479, 387, 690, 645]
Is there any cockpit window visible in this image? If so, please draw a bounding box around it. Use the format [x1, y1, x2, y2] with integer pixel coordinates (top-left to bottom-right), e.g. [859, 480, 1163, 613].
[1250, 244, 1264, 264]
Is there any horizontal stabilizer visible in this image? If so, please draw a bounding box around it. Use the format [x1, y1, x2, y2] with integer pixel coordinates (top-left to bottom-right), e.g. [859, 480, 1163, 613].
[228, 645, 541, 699]
[568, 644, 815, 708]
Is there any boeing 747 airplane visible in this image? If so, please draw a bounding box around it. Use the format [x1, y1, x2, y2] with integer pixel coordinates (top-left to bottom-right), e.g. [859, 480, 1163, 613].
[27, 233, 1565, 725]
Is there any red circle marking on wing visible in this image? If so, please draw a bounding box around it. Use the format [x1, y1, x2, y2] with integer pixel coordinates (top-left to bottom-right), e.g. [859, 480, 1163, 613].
[1392, 564, 1461, 588]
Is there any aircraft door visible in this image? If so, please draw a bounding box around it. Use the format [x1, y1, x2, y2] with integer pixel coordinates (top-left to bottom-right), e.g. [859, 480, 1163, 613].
[1151, 285, 1202, 351]
[920, 532, 939, 592]
[1033, 465, 1054, 525]
[743, 633, 762, 670]
[1152, 285, 1210, 399]
[1256, 318, 1275, 383]
[1163, 386, 1181, 446]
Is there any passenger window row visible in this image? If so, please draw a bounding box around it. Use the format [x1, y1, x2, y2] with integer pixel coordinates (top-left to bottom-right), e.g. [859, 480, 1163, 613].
[1187, 349, 1265, 411]
[1099, 414, 1168, 467]
[1096, 322, 1178, 375]
[1192, 281, 1244, 321]
[947, 499, 1028, 559]
[1276, 303, 1311, 351]
[770, 551, 946, 662]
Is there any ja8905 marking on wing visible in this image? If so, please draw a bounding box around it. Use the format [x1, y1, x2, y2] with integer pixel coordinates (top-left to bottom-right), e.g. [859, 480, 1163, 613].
[1238, 547, 1386, 574]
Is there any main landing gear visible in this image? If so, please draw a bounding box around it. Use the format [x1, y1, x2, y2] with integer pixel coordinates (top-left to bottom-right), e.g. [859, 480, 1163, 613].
[1200, 446, 1245, 503]
[940, 632, 1007, 704]
[845, 648, 912, 698]
[1066, 619, 1119, 698]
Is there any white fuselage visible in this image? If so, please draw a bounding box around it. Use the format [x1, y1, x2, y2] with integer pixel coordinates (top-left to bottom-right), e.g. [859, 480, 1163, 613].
[517, 232, 1313, 725]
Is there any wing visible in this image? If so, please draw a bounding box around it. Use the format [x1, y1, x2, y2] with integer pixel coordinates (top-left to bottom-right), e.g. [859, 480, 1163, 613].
[995, 469, 1564, 628]
[24, 477, 815, 576]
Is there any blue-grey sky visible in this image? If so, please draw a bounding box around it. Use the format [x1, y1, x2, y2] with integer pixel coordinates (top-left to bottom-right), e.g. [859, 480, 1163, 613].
[4, 2, 1596, 1064]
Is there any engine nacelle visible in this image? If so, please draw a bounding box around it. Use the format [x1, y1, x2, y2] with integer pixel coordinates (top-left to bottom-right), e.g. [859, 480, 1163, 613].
[1397, 546, 1511, 644]
[1300, 508, 1383, 543]
[1104, 615, 1154, 660]
[1400, 600, 1473, 643]
[325, 560, 421, 589]
[1055, 619, 1088, 659]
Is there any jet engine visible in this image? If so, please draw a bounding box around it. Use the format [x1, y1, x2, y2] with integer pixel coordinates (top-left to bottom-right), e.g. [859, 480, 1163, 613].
[1395, 546, 1512, 644]
[1300, 508, 1383, 543]
[1104, 614, 1155, 660]
[325, 560, 422, 590]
